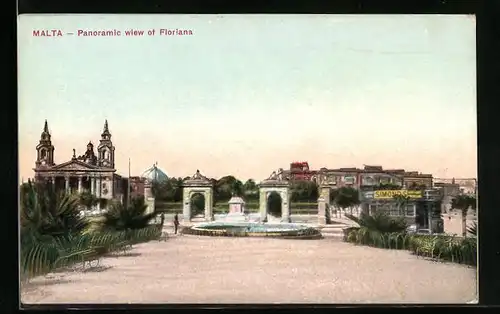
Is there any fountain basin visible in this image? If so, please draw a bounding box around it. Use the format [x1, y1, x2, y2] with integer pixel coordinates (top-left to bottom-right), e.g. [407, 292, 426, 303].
[181, 222, 323, 239]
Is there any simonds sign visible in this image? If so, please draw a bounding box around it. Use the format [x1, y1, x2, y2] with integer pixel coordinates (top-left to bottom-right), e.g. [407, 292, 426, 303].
[374, 190, 422, 199]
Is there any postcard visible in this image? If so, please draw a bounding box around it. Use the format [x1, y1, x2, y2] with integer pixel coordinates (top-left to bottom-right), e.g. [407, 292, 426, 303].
[18, 14, 477, 304]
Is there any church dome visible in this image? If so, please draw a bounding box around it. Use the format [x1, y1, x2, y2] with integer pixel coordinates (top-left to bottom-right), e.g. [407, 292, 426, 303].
[141, 163, 169, 182]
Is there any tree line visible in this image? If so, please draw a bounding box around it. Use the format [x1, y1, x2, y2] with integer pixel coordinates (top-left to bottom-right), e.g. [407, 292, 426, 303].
[151, 176, 432, 205]
[152, 176, 320, 203]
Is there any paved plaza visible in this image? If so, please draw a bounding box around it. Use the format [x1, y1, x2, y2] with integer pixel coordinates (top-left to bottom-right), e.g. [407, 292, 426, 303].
[21, 229, 476, 304]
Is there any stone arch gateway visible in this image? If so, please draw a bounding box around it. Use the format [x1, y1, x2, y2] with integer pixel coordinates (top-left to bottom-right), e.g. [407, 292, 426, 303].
[259, 172, 291, 223]
[182, 170, 214, 223]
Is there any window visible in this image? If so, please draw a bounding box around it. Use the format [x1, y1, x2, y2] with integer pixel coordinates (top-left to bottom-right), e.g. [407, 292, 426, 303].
[376, 204, 391, 215]
[405, 205, 415, 216]
[389, 205, 400, 216]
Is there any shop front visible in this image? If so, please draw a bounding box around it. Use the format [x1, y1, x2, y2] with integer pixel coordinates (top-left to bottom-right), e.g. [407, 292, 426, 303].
[360, 189, 444, 233]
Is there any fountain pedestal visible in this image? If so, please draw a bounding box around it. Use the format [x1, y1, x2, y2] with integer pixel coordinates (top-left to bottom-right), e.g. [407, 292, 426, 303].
[225, 196, 247, 222]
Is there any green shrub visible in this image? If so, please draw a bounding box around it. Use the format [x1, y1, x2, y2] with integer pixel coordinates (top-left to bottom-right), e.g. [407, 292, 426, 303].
[407, 234, 476, 265]
[342, 227, 477, 266]
[99, 196, 159, 231]
[20, 182, 163, 279]
[345, 212, 407, 233]
[21, 225, 162, 279]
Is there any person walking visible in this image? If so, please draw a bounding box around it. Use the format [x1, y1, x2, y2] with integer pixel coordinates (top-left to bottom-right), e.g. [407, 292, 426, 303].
[173, 213, 179, 234]
[160, 212, 165, 226]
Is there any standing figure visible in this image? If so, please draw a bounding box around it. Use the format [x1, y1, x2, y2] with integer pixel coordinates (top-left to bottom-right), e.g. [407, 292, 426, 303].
[160, 212, 165, 226]
[173, 213, 179, 234]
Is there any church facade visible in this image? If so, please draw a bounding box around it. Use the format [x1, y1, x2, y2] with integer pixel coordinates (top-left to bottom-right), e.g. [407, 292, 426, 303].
[33, 120, 125, 202]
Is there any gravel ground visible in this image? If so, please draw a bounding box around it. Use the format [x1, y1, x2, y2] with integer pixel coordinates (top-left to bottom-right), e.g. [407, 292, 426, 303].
[21, 230, 476, 304]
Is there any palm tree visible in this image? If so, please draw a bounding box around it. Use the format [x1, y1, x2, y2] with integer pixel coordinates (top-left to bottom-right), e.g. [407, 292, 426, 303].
[20, 181, 90, 277]
[20, 181, 87, 238]
[79, 191, 99, 211]
[100, 196, 159, 231]
[450, 195, 477, 237]
[345, 212, 408, 234]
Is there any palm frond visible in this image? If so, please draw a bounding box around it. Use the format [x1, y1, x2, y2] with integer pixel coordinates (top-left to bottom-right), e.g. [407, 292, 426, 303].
[99, 196, 158, 231]
[467, 221, 477, 236]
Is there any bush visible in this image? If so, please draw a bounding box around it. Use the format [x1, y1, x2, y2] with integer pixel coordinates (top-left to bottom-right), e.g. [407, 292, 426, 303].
[342, 227, 477, 266]
[21, 225, 162, 279]
[19, 183, 163, 280]
[345, 212, 407, 233]
[99, 196, 159, 231]
[407, 234, 477, 265]
[342, 227, 411, 250]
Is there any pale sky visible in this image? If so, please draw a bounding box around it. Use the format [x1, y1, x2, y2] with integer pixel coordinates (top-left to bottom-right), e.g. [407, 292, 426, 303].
[18, 14, 477, 182]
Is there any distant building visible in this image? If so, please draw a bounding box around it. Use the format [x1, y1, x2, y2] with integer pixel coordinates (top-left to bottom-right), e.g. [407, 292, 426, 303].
[359, 188, 443, 233]
[33, 120, 126, 202]
[128, 176, 146, 198]
[141, 163, 169, 183]
[280, 163, 434, 191]
[403, 171, 433, 189]
[433, 178, 477, 213]
[283, 162, 318, 181]
[434, 178, 477, 196]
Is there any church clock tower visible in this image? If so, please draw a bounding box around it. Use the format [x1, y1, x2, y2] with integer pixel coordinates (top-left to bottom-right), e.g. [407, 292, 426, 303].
[35, 120, 55, 167]
[97, 120, 115, 168]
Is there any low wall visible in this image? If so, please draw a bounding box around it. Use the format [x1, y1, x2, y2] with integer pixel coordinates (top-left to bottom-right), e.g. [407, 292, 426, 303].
[161, 212, 478, 236]
[162, 213, 320, 224]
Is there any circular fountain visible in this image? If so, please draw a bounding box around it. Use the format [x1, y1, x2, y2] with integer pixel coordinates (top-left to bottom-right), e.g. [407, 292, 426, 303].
[181, 221, 323, 239]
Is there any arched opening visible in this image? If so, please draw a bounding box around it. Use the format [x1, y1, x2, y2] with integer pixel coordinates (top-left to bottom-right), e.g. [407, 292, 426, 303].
[328, 188, 338, 218]
[267, 191, 282, 218]
[329, 188, 336, 204]
[190, 192, 205, 218]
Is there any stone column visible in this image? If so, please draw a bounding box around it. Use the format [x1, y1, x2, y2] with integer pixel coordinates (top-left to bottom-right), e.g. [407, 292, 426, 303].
[97, 177, 102, 198]
[281, 191, 291, 223]
[318, 196, 327, 225]
[182, 190, 191, 223]
[78, 177, 83, 194]
[142, 182, 155, 215]
[65, 176, 70, 193]
[90, 177, 95, 195]
[259, 189, 267, 222]
[319, 186, 331, 223]
[204, 191, 214, 221]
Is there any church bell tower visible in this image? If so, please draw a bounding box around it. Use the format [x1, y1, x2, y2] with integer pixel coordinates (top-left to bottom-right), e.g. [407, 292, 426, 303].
[97, 120, 115, 168]
[35, 120, 55, 167]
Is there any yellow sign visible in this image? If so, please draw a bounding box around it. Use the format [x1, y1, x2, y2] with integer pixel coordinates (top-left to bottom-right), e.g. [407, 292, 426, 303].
[374, 190, 422, 199]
